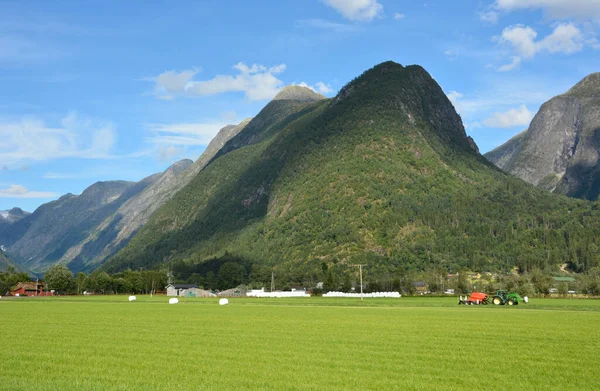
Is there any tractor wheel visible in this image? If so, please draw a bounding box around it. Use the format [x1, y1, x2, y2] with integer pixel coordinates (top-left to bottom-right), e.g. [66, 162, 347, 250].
[507, 299, 515, 306]
[492, 296, 502, 305]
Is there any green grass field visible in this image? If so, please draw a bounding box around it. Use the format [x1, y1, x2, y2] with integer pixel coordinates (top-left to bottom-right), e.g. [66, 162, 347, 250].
[1, 296, 599, 390]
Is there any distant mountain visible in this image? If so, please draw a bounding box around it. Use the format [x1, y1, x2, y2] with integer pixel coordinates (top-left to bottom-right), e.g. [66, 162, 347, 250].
[59, 159, 193, 272]
[103, 61, 600, 281]
[0, 250, 22, 272]
[0, 180, 151, 273]
[60, 118, 267, 273]
[0, 112, 278, 274]
[0, 207, 30, 223]
[485, 73, 600, 199]
[0, 207, 30, 234]
[0, 160, 196, 274]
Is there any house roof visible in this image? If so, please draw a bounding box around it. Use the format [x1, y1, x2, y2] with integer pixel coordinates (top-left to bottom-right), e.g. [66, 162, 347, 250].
[12, 282, 45, 291]
[168, 284, 198, 289]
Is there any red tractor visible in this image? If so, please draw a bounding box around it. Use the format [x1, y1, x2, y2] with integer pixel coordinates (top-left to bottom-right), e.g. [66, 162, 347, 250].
[458, 292, 489, 305]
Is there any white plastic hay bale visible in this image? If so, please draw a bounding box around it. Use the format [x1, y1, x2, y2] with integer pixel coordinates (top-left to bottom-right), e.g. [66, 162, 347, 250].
[128, 295, 136, 302]
[523, 296, 529, 303]
[169, 298, 179, 305]
[219, 298, 229, 306]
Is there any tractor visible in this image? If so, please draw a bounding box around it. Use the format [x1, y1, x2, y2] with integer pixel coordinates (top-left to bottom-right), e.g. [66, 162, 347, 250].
[491, 290, 528, 305]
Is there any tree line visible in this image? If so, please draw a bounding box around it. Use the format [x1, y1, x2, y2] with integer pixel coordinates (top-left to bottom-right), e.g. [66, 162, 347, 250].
[3, 262, 600, 297]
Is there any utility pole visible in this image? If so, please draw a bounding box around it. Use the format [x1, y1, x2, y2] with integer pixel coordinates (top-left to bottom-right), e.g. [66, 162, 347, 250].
[350, 264, 366, 302]
[271, 271, 275, 292]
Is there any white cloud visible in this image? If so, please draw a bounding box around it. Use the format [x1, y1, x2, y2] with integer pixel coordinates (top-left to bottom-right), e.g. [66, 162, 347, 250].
[42, 172, 81, 179]
[0, 184, 57, 199]
[588, 37, 600, 49]
[154, 68, 200, 92]
[480, 11, 499, 24]
[498, 56, 521, 71]
[315, 82, 334, 94]
[447, 91, 464, 109]
[146, 122, 230, 147]
[394, 13, 405, 20]
[220, 111, 238, 123]
[445, 82, 551, 121]
[322, 0, 383, 21]
[444, 49, 459, 60]
[497, 23, 586, 70]
[499, 25, 539, 58]
[539, 23, 585, 53]
[295, 81, 334, 95]
[482, 105, 534, 128]
[295, 19, 358, 33]
[0, 112, 116, 168]
[495, 0, 600, 22]
[157, 146, 185, 162]
[148, 62, 287, 101]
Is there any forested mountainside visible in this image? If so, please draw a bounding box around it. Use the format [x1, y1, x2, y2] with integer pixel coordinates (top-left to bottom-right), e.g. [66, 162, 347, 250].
[101, 61, 600, 287]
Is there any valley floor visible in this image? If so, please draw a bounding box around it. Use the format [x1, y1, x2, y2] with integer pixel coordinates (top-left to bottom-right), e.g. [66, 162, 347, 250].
[1, 296, 599, 390]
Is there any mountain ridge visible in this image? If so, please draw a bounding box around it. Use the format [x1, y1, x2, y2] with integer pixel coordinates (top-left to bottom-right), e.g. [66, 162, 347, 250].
[485, 72, 600, 199]
[102, 61, 600, 283]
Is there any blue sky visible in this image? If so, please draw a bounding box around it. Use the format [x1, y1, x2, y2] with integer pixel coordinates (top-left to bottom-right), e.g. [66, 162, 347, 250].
[1, 0, 599, 211]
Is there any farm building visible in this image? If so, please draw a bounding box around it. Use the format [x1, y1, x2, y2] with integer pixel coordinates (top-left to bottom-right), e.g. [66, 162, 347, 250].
[166, 284, 215, 297]
[218, 286, 249, 297]
[412, 281, 429, 294]
[10, 282, 53, 297]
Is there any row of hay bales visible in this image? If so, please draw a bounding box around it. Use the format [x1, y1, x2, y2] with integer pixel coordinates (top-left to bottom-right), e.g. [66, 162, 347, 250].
[246, 288, 310, 298]
[323, 291, 401, 298]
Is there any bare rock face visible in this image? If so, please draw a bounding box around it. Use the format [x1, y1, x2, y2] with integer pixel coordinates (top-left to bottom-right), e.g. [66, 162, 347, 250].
[0, 180, 143, 273]
[61, 119, 252, 272]
[485, 73, 600, 199]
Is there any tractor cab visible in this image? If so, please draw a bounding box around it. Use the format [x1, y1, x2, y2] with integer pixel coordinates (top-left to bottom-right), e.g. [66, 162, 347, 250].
[492, 290, 525, 305]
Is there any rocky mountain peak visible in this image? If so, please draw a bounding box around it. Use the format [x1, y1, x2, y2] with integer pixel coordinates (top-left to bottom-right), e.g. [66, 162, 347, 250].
[272, 86, 326, 102]
[79, 181, 134, 205]
[165, 159, 193, 176]
[8, 207, 28, 217]
[566, 72, 600, 98]
[485, 72, 600, 199]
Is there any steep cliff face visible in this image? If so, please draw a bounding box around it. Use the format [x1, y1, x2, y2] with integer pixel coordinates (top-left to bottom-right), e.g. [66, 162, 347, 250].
[484, 131, 526, 170]
[60, 120, 257, 272]
[0, 180, 143, 273]
[485, 73, 600, 198]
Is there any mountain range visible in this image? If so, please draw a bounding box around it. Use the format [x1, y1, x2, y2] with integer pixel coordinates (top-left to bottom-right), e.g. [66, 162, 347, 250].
[3, 62, 600, 280]
[101, 62, 600, 281]
[485, 73, 600, 200]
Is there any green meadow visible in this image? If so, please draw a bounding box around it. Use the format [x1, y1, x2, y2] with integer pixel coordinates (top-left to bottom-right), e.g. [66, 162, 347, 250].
[1, 296, 599, 390]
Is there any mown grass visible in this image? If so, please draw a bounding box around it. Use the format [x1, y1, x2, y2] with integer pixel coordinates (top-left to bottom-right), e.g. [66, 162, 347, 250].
[1, 296, 599, 390]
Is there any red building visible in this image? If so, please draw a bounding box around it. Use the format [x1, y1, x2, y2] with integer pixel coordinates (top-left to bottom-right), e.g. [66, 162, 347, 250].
[10, 282, 53, 296]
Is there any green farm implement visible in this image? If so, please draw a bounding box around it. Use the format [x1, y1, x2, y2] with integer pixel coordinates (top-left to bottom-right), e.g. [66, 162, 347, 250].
[491, 290, 528, 305]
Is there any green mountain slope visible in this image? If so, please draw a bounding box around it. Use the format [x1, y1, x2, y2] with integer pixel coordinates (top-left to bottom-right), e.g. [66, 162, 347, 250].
[104, 62, 600, 279]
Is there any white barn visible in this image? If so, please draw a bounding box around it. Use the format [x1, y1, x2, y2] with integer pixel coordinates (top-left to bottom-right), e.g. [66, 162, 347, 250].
[166, 284, 198, 297]
[166, 284, 215, 297]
